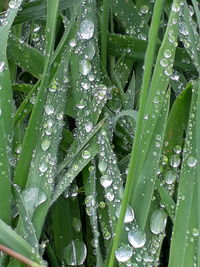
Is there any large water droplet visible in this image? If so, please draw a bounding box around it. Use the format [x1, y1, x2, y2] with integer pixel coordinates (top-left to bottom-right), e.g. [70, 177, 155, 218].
[128, 229, 146, 248]
[45, 105, 54, 115]
[64, 240, 87, 265]
[85, 40, 96, 60]
[85, 122, 93, 133]
[150, 209, 167, 234]
[187, 156, 197, 167]
[39, 163, 48, 173]
[98, 161, 107, 173]
[41, 138, 51, 151]
[169, 154, 181, 168]
[79, 19, 94, 40]
[116, 205, 134, 223]
[100, 174, 113, 188]
[115, 245, 133, 262]
[82, 150, 91, 159]
[172, 3, 180, 12]
[164, 170, 177, 184]
[22, 186, 47, 217]
[79, 59, 91, 76]
[8, 0, 21, 8]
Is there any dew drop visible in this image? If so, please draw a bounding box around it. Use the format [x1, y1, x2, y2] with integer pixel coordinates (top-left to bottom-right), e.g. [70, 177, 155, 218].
[0, 62, 5, 72]
[45, 105, 54, 115]
[172, 3, 180, 12]
[160, 58, 168, 67]
[115, 245, 133, 262]
[140, 5, 149, 14]
[165, 170, 177, 184]
[150, 209, 167, 235]
[116, 205, 134, 223]
[79, 18, 94, 40]
[100, 174, 113, 188]
[64, 239, 87, 266]
[79, 59, 91, 76]
[164, 49, 172, 58]
[187, 156, 197, 167]
[169, 154, 181, 168]
[8, 0, 21, 8]
[85, 122, 93, 133]
[173, 145, 182, 154]
[39, 163, 48, 173]
[128, 229, 146, 248]
[72, 218, 82, 232]
[82, 150, 91, 160]
[98, 161, 107, 173]
[41, 138, 51, 151]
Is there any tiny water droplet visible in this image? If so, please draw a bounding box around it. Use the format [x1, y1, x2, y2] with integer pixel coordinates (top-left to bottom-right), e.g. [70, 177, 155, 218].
[172, 3, 180, 12]
[170, 155, 181, 168]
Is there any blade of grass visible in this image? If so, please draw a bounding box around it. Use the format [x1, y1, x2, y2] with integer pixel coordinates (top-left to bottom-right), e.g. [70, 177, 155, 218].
[168, 80, 199, 266]
[13, 0, 59, 189]
[108, 0, 164, 264]
[0, 0, 24, 224]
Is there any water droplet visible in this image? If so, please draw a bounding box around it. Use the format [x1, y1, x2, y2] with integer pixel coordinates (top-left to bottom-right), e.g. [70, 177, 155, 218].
[173, 145, 182, 154]
[45, 105, 54, 115]
[164, 66, 173, 76]
[0, 62, 5, 72]
[22, 186, 47, 217]
[85, 122, 93, 133]
[72, 218, 82, 232]
[169, 155, 181, 168]
[172, 3, 180, 12]
[64, 239, 87, 265]
[79, 19, 94, 40]
[140, 5, 149, 14]
[160, 58, 169, 67]
[41, 138, 51, 151]
[187, 156, 197, 167]
[106, 190, 114, 201]
[8, 0, 21, 8]
[85, 40, 96, 60]
[150, 209, 167, 234]
[39, 163, 48, 173]
[115, 245, 133, 262]
[69, 39, 77, 47]
[98, 161, 107, 173]
[128, 229, 146, 248]
[82, 150, 91, 159]
[165, 170, 177, 184]
[100, 174, 113, 188]
[116, 205, 134, 223]
[164, 49, 172, 58]
[192, 228, 199, 237]
[79, 59, 91, 76]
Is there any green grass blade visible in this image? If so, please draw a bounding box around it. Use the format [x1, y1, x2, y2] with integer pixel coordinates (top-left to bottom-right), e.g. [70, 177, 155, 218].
[13, 0, 59, 189]
[0, 219, 43, 265]
[168, 80, 199, 266]
[108, 0, 164, 264]
[0, 0, 24, 224]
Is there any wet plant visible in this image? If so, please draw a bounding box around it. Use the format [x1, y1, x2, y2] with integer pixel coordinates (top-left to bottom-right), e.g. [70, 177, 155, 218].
[0, 0, 199, 266]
